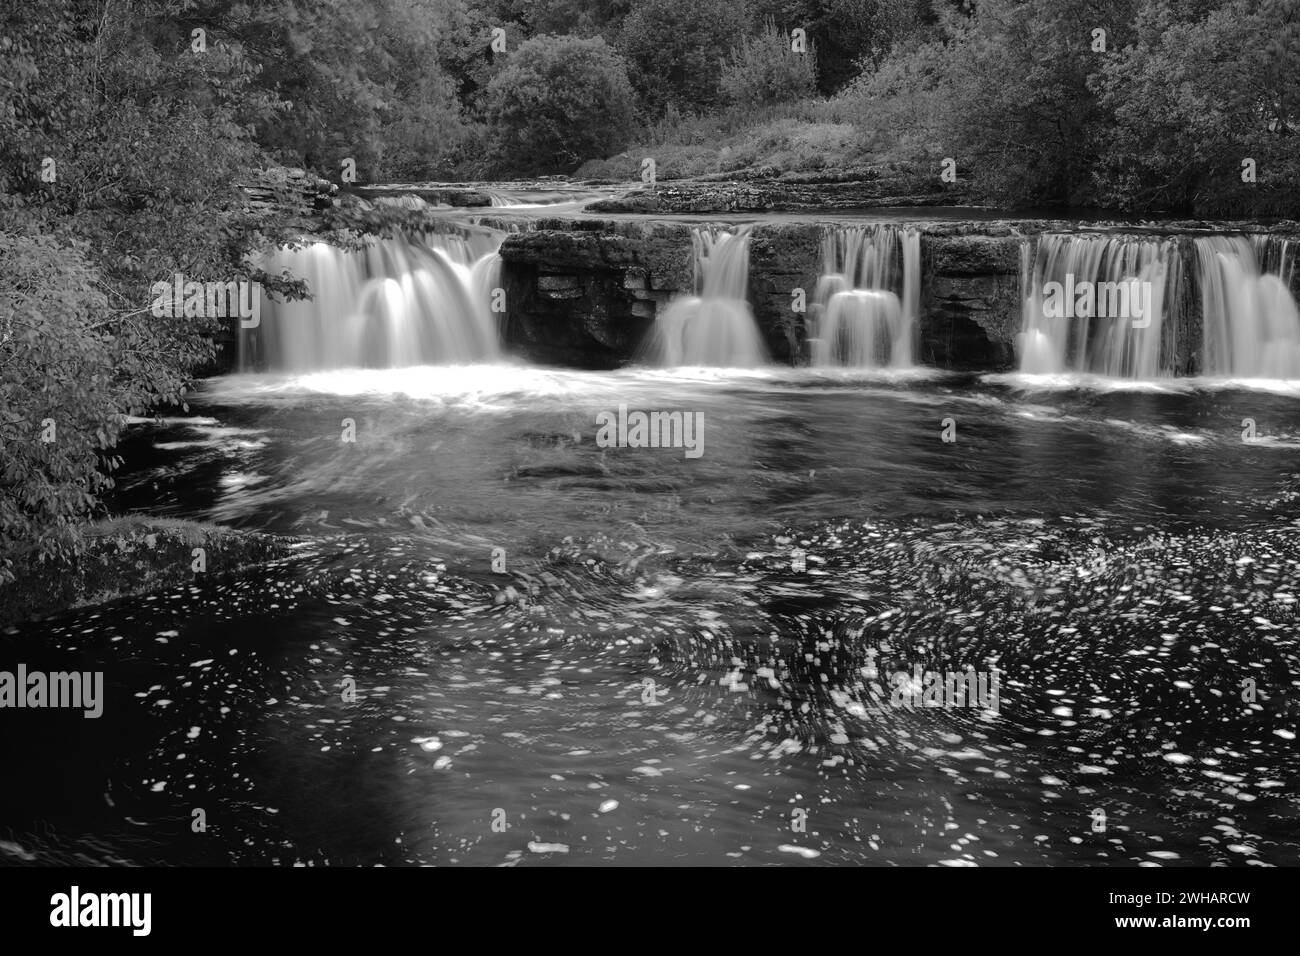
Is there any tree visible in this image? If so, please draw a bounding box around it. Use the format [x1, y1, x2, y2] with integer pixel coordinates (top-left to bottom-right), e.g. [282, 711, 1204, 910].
[936, 0, 1139, 207]
[618, 0, 739, 116]
[373, 1, 473, 179]
[746, 0, 935, 93]
[0, 0, 297, 575]
[484, 34, 636, 173]
[843, 0, 1143, 207]
[1093, 0, 1300, 215]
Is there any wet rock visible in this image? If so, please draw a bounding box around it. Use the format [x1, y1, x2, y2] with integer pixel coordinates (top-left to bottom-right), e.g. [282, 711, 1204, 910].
[349, 183, 492, 207]
[240, 165, 338, 225]
[748, 224, 822, 362]
[0, 520, 296, 627]
[499, 221, 693, 367]
[584, 170, 969, 214]
[921, 235, 1023, 369]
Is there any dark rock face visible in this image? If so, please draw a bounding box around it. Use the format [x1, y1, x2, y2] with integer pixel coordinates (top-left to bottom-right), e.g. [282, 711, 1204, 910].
[920, 234, 1023, 369]
[498, 220, 693, 368]
[498, 220, 826, 365]
[241, 166, 338, 231]
[498, 219, 1030, 369]
[747, 224, 822, 362]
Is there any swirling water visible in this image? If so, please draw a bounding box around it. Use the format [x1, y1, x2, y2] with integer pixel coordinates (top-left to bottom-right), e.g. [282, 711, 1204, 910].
[3, 365, 1299, 866]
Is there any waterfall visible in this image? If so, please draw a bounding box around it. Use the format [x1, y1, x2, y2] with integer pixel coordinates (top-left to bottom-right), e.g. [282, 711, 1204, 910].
[1196, 236, 1300, 379]
[808, 225, 919, 368]
[642, 226, 768, 367]
[1018, 233, 1177, 378]
[242, 230, 503, 371]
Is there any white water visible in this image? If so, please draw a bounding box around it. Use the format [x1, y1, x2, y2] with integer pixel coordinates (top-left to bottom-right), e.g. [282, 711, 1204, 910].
[642, 227, 768, 367]
[1018, 234, 1176, 378]
[808, 225, 920, 368]
[243, 230, 503, 371]
[1196, 236, 1300, 379]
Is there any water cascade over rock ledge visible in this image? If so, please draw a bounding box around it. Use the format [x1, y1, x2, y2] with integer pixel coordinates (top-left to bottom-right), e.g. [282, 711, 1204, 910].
[1196, 236, 1300, 378]
[1018, 234, 1183, 378]
[242, 227, 505, 371]
[808, 225, 921, 368]
[639, 226, 768, 367]
[489, 216, 1300, 377]
[221, 211, 1300, 378]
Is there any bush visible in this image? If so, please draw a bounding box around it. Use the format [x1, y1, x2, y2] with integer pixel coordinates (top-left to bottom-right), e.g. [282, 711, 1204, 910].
[0, 234, 119, 581]
[837, 35, 954, 168]
[720, 18, 819, 111]
[618, 0, 739, 116]
[841, 0, 1132, 206]
[745, 0, 932, 93]
[484, 35, 637, 174]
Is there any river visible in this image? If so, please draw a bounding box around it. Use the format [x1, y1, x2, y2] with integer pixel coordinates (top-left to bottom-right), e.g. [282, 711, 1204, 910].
[3, 365, 1297, 866]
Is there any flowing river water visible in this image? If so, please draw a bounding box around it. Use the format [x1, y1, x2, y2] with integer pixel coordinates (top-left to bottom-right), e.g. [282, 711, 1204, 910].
[3, 365, 1299, 866]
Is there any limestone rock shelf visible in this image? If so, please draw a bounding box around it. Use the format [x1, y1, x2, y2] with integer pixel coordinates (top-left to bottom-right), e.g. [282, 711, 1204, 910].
[490, 216, 1300, 371]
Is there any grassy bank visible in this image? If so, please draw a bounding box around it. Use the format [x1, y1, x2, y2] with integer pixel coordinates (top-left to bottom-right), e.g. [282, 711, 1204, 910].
[577, 102, 873, 182]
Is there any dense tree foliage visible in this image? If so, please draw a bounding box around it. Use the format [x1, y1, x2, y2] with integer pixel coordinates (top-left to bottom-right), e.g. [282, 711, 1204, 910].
[1093, 0, 1300, 215]
[617, 0, 738, 116]
[0, 233, 119, 567]
[845, 0, 1299, 213]
[749, 0, 940, 92]
[484, 35, 635, 174]
[0, 0, 293, 577]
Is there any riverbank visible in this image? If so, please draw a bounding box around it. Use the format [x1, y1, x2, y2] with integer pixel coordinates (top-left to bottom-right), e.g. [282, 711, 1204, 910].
[1, 517, 296, 628]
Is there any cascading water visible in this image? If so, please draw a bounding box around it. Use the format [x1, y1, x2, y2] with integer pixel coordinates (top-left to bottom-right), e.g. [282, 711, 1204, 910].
[1196, 236, 1300, 379]
[641, 226, 768, 367]
[242, 229, 503, 371]
[1018, 234, 1177, 378]
[808, 225, 920, 368]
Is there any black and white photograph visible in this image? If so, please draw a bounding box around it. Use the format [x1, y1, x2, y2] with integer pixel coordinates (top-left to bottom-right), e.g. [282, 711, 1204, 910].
[0, 0, 1294, 932]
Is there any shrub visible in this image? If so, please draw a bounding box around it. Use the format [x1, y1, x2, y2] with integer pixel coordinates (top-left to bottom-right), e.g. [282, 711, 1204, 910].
[840, 0, 1133, 206]
[0, 234, 119, 581]
[484, 34, 636, 174]
[618, 0, 738, 116]
[377, 67, 470, 180]
[837, 35, 954, 168]
[720, 18, 819, 111]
